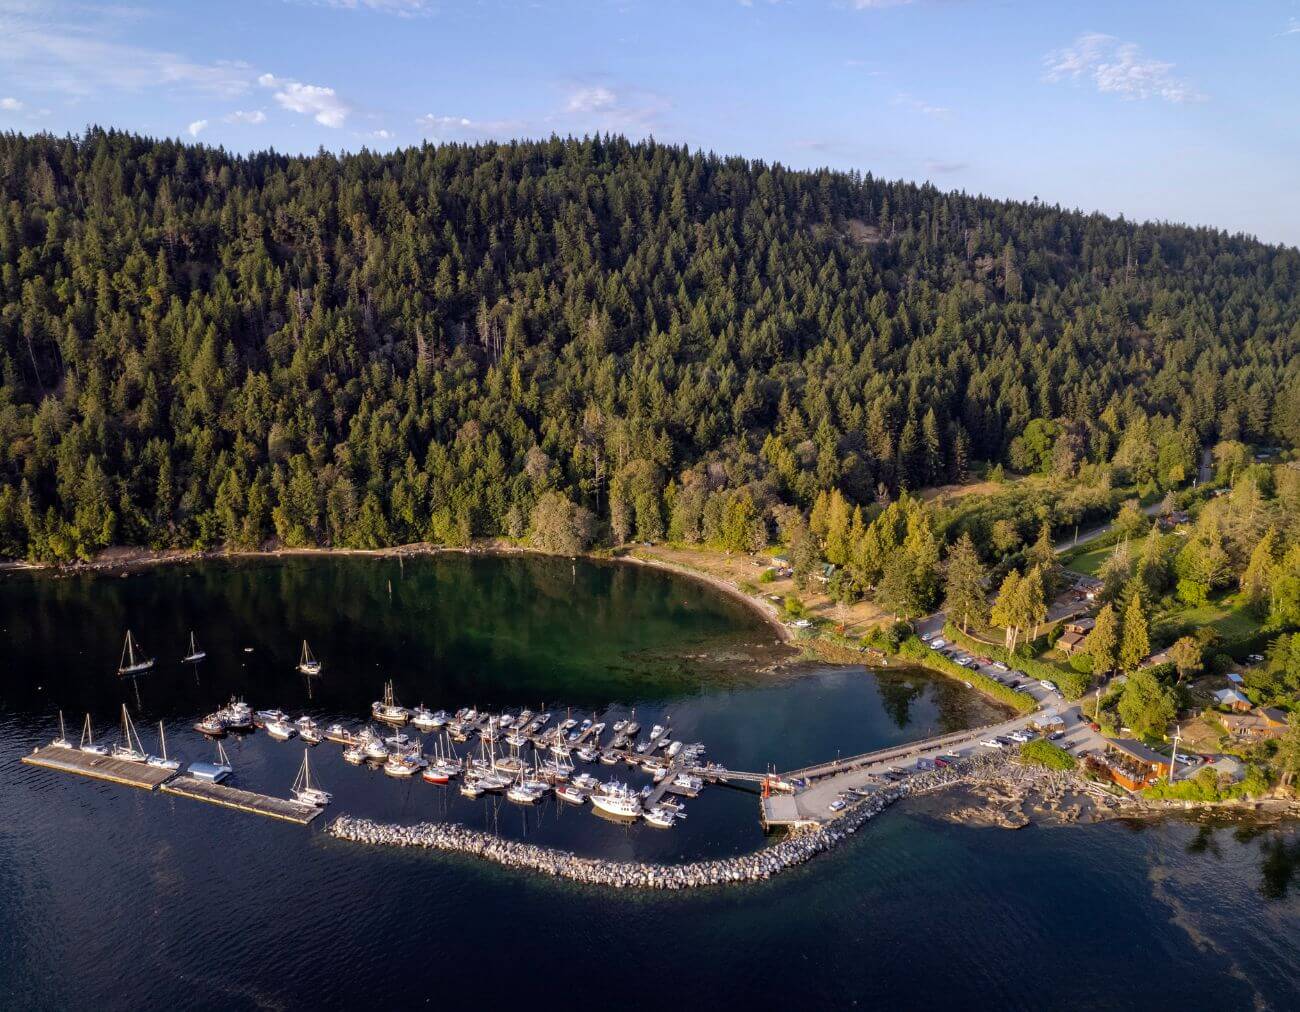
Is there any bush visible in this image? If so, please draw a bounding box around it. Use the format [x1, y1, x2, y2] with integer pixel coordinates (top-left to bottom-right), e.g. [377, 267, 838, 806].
[898, 636, 1036, 714]
[758, 569, 776, 584]
[942, 622, 1090, 700]
[1019, 739, 1076, 771]
[1069, 652, 1094, 675]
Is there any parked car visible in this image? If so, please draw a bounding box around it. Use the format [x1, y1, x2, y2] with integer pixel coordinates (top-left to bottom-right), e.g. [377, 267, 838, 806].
[920, 631, 935, 642]
[915, 757, 935, 771]
[979, 738, 1004, 749]
[991, 662, 1009, 673]
[1039, 680, 1058, 691]
[829, 799, 847, 812]
[1048, 730, 1065, 741]
[929, 638, 947, 650]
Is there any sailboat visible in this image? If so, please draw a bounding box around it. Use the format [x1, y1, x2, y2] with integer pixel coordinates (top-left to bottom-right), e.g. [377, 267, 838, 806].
[181, 631, 206, 664]
[148, 721, 181, 771]
[110, 704, 150, 763]
[51, 710, 73, 749]
[291, 749, 331, 806]
[296, 640, 322, 676]
[79, 713, 108, 756]
[117, 630, 155, 677]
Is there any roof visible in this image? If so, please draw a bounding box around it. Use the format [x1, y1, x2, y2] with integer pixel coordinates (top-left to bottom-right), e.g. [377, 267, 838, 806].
[1214, 688, 1251, 706]
[1259, 707, 1289, 725]
[1106, 738, 1171, 767]
[1226, 672, 1244, 684]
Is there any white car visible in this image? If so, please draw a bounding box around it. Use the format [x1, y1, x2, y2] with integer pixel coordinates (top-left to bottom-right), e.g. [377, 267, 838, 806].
[929, 638, 946, 650]
[979, 738, 1004, 749]
[1039, 680, 1057, 691]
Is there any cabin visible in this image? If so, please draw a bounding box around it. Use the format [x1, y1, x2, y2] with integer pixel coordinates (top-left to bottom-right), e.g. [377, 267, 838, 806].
[1219, 707, 1289, 743]
[1226, 672, 1245, 686]
[1213, 688, 1252, 712]
[1101, 739, 1173, 791]
[1031, 711, 1066, 734]
[1057, 616, 1095, 656]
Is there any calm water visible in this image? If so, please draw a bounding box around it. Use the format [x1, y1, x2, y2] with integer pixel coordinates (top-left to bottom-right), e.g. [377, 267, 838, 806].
[2, 555, 1298, 1009]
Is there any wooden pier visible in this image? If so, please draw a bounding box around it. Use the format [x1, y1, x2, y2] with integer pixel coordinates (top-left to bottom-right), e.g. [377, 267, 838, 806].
[162, 776, 322, 825]
[21, 745, 178, 790]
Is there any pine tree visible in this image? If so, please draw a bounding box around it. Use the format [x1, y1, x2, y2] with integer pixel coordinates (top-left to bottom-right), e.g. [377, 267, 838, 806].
[990, 569, 1024, 651]
[1119, 592, 1151, 673]
[942, 532, 987, 632]
[1084, 603, 1119, 675]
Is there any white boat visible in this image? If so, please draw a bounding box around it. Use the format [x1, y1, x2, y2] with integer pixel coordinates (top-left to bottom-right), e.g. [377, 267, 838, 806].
[147, 721, 181, 771]
[590, 781, 642, 818]
[384, 747, 425, 777]
[573, 772, 599, 790]
[612, 720, 627, 734]
[600, 751, 620, 765]
[672, 773, 703, 796]
[181, 631, 207, 664]
[411, 705, 441, 731]
[218, 698, 252, 730]
[649, 724, 666, 741]
[476, 771, 511, 791]
[624, 713, 640, 736]
[343, 744, 367, 764]
[577, 746, 600, 763]
[507, 775, 544, 804]
[116, 630, 155, 677]
[556, 784, 587, 805]
[300, 724, 323, 745]
[297, 640, 323, 677]
[459, 778, 485, 798]
[666, 741, 683, 758]
[292, 750, 331, 806]
[371, 681, 410, 725]
[364, 737, 389, 761]
[111, 705, 150, 763]
[266, 719, 297, 741]
[51, 711, 73, 749]
[644, 806, 677, 828]
[194, 712, 226, 737]
[256, 709, 289, 726]
[383, 730, 411, 749]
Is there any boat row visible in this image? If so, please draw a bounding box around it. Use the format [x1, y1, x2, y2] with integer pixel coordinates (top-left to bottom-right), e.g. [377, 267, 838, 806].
[113, 629, 323, 678]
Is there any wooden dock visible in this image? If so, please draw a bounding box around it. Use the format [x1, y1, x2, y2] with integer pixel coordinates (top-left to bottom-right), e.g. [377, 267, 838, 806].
[21, 744, 178, 790]
[162, 776, 322, 825]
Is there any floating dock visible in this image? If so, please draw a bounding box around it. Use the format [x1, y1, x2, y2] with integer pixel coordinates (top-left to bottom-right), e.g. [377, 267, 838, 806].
[162, 775, 322, 825]
[21, 745, 178, 790]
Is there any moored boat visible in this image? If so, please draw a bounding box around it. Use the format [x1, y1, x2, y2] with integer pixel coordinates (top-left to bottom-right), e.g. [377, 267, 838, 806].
[296, 640, 323, 677]
[110, 705, 150, 763]
[51, 711, 73, 749]
[555, 784, 587, 805]
[371, 680, 410, 725]
[291, 749, 331, 806]
[265, 718, 297, 741]
[590, 781, 642, 818]
[147, 721, 181, 771]
[116, 630, 155, 678]
[181, 631, 206, 664]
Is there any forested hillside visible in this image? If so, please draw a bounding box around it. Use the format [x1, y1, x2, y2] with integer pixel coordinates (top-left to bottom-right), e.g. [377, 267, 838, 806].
[1, 129, 1298, 561]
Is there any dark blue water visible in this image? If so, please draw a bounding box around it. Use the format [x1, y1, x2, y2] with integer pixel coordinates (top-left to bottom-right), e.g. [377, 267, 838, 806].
[2, 556, 1297, 1009]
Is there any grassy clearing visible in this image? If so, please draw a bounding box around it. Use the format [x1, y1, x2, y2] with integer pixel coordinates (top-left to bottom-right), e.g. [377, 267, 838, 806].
[1154, 595, 1262, 642]
[1063, 542, 1111, 576]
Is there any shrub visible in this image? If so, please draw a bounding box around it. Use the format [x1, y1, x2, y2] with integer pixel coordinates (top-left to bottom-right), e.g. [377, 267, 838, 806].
[1069, 652, 1094, 675]
[898, 636, 1036, 714]
[1019, 739, 1077, 771]
[758, 569, 776, 584]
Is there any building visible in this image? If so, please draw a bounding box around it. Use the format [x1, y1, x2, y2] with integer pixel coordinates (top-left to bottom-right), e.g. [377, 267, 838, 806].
[1057, 616, 1095, 656]
[1226, 672, 1245, 685]
[1101, 739, 1173, 791]
[1219, 707, 1289, 742]
[1213, 688, 1253, 712]
[1031, 711, 1066, 734]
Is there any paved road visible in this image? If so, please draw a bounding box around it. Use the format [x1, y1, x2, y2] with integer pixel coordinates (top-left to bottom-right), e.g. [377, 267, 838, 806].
[790, 675, 1107, 823]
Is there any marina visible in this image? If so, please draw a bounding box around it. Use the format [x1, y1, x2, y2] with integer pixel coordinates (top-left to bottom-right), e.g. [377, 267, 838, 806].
[162, 776, 324, 825]
[21, 743, 179, 790]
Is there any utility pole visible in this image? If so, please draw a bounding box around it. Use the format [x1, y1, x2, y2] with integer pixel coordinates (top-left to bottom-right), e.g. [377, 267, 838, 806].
[1168, 724, 1181, 784]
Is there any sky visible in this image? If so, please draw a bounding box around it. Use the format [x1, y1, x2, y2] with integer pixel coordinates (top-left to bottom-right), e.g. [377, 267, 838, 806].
[1, 0, 1298, 246]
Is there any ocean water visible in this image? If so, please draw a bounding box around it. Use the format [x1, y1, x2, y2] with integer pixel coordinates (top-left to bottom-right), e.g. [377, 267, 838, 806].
[1, 555, 1296, 1009]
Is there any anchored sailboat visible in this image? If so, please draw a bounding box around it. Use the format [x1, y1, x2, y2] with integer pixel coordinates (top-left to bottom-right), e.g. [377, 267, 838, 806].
[291, 749, 331, 806]
[117, 630, 155, 677]
[296, 640, 322, 676]
[182, 631, 206, 664]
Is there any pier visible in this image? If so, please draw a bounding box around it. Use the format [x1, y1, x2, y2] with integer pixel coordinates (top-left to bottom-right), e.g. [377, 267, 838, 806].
[21, 745, 178, 790]
[162, 776, 323, 825]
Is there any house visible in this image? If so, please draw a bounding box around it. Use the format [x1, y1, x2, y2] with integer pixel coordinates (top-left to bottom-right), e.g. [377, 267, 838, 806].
[1101, 739, 1173, 791]
[1219, 707, 1288, 742]
[1057, 616, 1095, 656]
[1157, 510, 1191, 531]
[1225, 672, 1244, 685]
[1031, 711, 1066, 733]
[1213, 688, 1252, 712]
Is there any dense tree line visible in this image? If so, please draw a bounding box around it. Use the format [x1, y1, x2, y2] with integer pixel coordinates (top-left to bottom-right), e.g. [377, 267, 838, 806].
[1, 129, 1299, 561]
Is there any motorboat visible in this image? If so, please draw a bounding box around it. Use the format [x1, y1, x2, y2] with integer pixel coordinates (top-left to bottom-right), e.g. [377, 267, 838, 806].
[643, 806, 678, 829]
[343, 744, 368, 765]
[219, 698, 253, 730]
[649, 724, 666, 741]
[556, 784, 587, 805]
[324, 723, 355, 744]
[590, 781, 642, 818]
[612, 720, 627, 734]
[300, 724, 323, 745]
[459, 778, 485, 798]
[572, 772, 600, 791]
[383, 730, 411, 749]
[116, 630, 155, 677]
[255, 709, 289, 727]
[266, 718, 297, 741]
[666, 741, 683, 758]
[600, 750, 620, 765]
[78, 714, 108, 755]
[291, 750, 331, 806]
[371, 680, 410, 725]
[190, 741, 233, 782]
[577, 746, 600, 763]
[410, 705, 440, 731]
[672, 773, 703, 796]
[364, 737, 390, 761]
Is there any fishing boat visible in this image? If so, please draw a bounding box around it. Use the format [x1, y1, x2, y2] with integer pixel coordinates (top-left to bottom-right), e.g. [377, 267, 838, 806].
[291, 750, 331, 806]
[600, 750, 620, 765]
[79, 714, 109, 756]
[116, 630, 155, 678]
[147, 721, 181, 771]
[590, 781, 642, 819]
[371, 681, 410, 725]
[383, 751, 423, 777]
[459, 778, 485, 798]
[577, 745, 600, 763]
[219, 698, 253, 730]
[296, 640, 323, 677]
[255, 708, 289, 727]
[51, 711, 73, 749]
[194, 712, 226, 737]
[191, 741, 232, 782]
[572, 772, 600, 791]
[324, 723, 356, 745]
[181, 631, 206, 664]
[111, 705, 150, 763]
[383, 730, 411, 749]
[410, 705, 441, 732]
[300, 723, 323, 745]
[555, 784, 587, 805]
[363, 737, 389, 761]
[265, 717, 297, 741]
[343, 744, 368, 765]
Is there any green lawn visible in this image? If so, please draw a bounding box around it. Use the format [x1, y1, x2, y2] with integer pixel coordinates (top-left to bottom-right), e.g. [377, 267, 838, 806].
[1155, 595, 1262, 642]
[1063, 543, 1111, 576]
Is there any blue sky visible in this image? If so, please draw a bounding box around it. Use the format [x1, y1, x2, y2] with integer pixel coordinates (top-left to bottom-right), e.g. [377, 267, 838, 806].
[2, 1, 1298, 245]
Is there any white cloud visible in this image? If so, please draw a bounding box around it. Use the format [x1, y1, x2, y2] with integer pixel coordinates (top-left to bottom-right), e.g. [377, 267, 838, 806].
[0, 97, 23, 111]
[1044, 32, 1203, 103]
[893, 92, 950, 118]
[0, 3, 252, 99]
[187, 119, 208, 137]
[851, 0, 912, 7]
[368, 128, 393, 139]
[260, 74, 349, 127]
[225, 109, 267, 124]
[294, 0, 433, 14]
[1284, 18, 1300, 36]
[566, 86, 617, 114]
